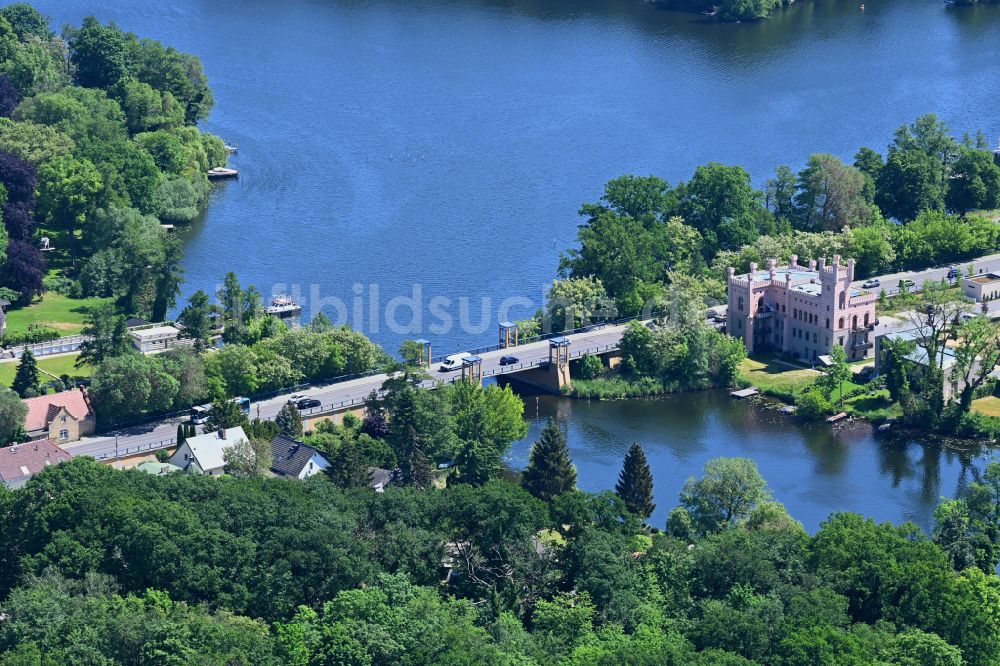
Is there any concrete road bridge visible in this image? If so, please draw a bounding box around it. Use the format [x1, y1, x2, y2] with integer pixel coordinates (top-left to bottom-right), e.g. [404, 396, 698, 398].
[63, 321, 634, 466]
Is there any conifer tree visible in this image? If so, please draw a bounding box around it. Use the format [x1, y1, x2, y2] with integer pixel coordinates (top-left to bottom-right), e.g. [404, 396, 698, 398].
[11, 349, 38, 398]
[275, 403, 304, 438]
[327, 444, 369, 489]
[399, 426, 433, 489]
[615, 442, 655, 519]
[176, 424, 186, 446]
[522, 418, 576, 502]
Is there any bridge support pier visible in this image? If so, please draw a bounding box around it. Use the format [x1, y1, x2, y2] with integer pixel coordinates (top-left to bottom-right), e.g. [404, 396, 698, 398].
[498, 337, 572, 394]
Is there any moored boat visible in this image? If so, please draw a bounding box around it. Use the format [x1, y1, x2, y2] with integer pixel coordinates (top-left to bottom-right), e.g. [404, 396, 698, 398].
[207, 166, 239, 179]
[265, 295, 302, 318]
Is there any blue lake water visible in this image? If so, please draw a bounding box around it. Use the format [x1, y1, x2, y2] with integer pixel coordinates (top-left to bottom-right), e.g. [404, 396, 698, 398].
[35, 0, 1000, 529]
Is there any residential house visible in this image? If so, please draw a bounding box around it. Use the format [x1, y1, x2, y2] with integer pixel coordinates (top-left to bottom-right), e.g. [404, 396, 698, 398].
[727, 255, 877, 362]
[874, 328, 982, 401]
[270, 433, 330, 480]
[0, 439, 71, 489]
[369, 467, 394, 492]
[169, 426, 247, 475]
[22, 387, 96, 443]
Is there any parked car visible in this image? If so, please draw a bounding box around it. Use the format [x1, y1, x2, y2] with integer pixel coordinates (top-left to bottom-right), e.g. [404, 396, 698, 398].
[296, 398, 322, 410]
[499, 355, 519, 365]
[439, 353, 472, 372]
[862, 278, 880, 289]
[899, 278, 915, 289]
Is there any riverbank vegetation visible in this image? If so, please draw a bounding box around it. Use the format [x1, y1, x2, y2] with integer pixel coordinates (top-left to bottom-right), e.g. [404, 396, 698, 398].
[0, 3, 225, 331]
[563, 275, 746, 399]
[75, 273, 388, 425]
[660, 0, 799, 22]
[548, 114, 1000, 325]
[0, 449, 997, 664]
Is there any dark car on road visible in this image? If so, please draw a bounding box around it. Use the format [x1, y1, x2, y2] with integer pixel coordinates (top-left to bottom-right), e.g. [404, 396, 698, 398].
[296, 398, 322, 410]
[499, 355, 519, 365]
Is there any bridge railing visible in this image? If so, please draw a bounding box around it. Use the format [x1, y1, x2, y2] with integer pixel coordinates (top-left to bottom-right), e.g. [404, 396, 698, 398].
[428, 314, 643, 364]
[92, 436, 177, 461]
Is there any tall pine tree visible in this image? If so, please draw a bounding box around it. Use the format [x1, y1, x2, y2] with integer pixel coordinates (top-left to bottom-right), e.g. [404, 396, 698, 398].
[615, 442, 655, 519]
[11, 349, 38, 398]
[522, 418, 576, 503]
[326, 444, 369, 489]
[398, 426, 433, 489]
[275, 403, 304, 438]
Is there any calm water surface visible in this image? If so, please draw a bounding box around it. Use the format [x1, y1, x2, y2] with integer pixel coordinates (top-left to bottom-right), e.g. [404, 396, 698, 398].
[509, 392, 989, 532]
[36, 0, 1000, 529]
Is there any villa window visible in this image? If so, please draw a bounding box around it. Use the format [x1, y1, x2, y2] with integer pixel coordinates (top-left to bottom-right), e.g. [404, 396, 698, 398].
[738, 297, 744, 311]
[838, 317, 845, 329]
[839, 291, 846, 309]
[864, 313, 870, 327]
[852, 315, 858, 330]
[60, 415, 67, 423]
[826, 318, 830, 329]
[59, 429, 68, 440]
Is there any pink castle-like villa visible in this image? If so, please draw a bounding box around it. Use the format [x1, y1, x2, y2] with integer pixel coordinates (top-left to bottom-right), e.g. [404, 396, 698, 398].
[727, 255, 877, 362]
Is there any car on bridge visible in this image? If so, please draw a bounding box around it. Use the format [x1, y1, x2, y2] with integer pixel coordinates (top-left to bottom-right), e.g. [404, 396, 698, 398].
[296, 398, 322, 410]
[499, 354, 519, 365]
[862, 278, 880, 289]
[439, 353, 472, 372]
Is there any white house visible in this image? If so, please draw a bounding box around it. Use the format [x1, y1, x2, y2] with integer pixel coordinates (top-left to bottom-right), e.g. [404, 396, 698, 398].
[270, 433, 330, 480]
[169, 427, 247, 476]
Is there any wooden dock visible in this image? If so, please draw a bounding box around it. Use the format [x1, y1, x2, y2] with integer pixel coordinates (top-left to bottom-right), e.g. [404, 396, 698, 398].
[730, 387, 759, 399]
[826, 412, 848, 423]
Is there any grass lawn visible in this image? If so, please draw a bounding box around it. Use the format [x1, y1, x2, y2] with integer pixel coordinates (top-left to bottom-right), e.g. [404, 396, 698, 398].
[841, 389, 903, 420]
[0, 353, 92, 389]
[972, 396, 1000, 417]
[827, 379, 865, 403]
[738, 355, 820, 397]
[5, 293, 112, 336]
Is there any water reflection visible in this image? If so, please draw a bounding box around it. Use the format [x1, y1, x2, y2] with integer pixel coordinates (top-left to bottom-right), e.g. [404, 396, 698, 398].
[509, 392, 989, 532]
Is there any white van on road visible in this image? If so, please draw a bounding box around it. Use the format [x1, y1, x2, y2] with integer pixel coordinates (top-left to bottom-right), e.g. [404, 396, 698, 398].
[439, 353, 472, 372]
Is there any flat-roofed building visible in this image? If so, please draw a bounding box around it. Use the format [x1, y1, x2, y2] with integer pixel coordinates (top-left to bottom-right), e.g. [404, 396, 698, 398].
[727, 255, 878, 362]
[129, 324, 190, 353]
[961, 273, 1000, 303]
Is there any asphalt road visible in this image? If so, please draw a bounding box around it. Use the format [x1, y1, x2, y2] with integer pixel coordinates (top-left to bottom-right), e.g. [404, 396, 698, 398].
[64, 323, 632, 462]
[851, 251, 1000, 295]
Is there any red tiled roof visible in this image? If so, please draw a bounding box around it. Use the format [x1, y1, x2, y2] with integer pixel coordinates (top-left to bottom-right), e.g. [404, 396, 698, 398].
[0, 439, 71, 485]
[22, 388, 93, 432]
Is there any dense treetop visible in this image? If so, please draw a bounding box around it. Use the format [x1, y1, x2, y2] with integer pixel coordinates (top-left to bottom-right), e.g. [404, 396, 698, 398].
[0, 455, 996, 664]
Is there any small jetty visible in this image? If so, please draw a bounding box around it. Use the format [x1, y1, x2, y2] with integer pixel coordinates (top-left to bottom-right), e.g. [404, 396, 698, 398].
[207, 167, 239, 179]
[826, 412, 848, 423]
[224, 143, 238, 153]
[779, 405, 796, 414]
[265, 295, 302, 318]
[730, 387, 759, 399]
